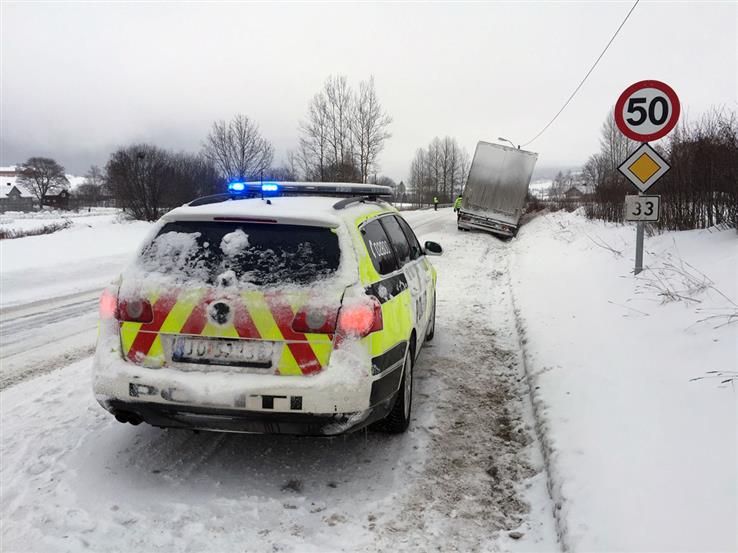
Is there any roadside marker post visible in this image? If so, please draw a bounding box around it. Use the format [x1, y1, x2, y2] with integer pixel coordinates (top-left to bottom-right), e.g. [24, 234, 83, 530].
[615, 80, 680, 275]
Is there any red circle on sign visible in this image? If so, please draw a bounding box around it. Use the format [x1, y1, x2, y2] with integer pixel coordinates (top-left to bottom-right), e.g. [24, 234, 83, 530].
[615, 80, 680, 142]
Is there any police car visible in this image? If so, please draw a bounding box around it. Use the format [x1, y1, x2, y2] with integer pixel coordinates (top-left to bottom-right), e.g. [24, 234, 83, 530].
[93, 182, 441, 435]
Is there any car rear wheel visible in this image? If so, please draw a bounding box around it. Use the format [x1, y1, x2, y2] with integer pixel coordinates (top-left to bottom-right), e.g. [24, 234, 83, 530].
[374, 344, 413, 434]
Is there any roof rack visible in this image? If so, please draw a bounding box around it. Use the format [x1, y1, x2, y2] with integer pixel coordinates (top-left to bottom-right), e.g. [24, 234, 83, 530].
[187, 181, 392, 208]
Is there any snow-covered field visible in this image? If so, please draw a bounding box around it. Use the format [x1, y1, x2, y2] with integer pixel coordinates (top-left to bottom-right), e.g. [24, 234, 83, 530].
[1, 206, 735, 552]
[0, 207, 120, 233]
[0, 210, 152, 307]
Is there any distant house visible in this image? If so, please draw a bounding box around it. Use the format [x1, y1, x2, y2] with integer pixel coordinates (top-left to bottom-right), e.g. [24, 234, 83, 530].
[0, 181, 34, 212]
[564, 185, 593, 200]
[42, 189, 71, 209]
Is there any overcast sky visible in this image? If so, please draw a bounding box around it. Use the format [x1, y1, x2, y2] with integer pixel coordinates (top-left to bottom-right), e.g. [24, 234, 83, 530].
[2, 1, 736, 179]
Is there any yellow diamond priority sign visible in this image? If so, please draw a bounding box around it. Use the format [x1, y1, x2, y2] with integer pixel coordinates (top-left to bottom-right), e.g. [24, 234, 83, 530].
[618, 143, 670, 193]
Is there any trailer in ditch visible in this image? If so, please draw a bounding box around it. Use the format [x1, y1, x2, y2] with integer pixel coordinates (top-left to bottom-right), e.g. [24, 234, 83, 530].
[457, 141, 538, 237]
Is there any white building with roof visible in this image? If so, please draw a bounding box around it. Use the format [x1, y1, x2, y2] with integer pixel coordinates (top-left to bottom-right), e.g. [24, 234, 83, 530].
[0, 171, 35, 212]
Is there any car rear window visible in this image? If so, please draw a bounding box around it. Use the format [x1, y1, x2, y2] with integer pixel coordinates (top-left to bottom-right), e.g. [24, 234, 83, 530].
[138, 221, 340, 286]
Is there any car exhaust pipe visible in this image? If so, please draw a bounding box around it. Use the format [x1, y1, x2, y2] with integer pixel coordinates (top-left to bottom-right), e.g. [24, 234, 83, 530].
[114, 411, 142, 426]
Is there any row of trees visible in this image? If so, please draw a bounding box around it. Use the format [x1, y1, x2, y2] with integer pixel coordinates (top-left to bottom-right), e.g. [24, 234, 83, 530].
[408, 136, 470, 204]
[106, 145, 221, 220]
[12, 74, 396, 220]
[581, 107, 737, 230]
[198, 75, 393, 185]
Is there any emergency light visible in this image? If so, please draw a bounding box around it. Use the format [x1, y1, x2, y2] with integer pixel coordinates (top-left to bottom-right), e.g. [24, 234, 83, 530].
[190, 181, 392, 207]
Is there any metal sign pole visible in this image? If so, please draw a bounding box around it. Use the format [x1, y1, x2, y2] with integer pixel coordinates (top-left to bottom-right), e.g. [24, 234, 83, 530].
[635, 220, 644, 275]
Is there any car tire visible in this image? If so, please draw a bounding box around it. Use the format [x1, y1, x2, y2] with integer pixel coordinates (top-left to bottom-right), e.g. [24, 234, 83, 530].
[374, 344, 413, 434]
[425, 295, 436, 342]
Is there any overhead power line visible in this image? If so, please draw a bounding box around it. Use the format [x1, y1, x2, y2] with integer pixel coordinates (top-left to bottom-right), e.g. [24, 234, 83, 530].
[520, 0, 640, 148]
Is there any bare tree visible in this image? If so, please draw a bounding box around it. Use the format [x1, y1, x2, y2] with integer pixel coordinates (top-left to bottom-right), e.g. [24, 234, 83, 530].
[168, 152, 223, 202]
[298, 75, 392, 183]
[298, 92, 331, 181]
[203, 114, 274, 181]
[84, 165, 105, 187]
[105, 144, 172, 221]
[324, 75, 354, 170]
[353, 77, 392, 182]
[73, 165, 107, 206]
[17, 157, 69, 208]
[408, 136, 469, 204]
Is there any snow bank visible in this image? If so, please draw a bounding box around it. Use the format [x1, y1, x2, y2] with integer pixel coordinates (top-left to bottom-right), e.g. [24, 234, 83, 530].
[0, 208, 120, 233]
[511, 211, 737, 552]
[1, 212, 153, 307]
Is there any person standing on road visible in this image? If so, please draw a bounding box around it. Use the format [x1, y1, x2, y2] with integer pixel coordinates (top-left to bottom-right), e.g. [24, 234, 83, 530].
[453, 195, 462, 213]
[433, 196, 439, 211]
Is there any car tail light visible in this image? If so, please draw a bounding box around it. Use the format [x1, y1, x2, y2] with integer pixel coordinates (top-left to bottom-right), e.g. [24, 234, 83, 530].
[117, 298, 154, 323]
[336, 296, 383, 338]
[292, 304, 339, 334]
[99, 289, 118, 320]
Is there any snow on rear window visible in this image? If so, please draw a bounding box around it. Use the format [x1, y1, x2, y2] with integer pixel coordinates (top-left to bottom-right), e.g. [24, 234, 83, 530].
[138, 230, 210, 282]
[220, 229, 250, 257]
[136, 221, 341, 287]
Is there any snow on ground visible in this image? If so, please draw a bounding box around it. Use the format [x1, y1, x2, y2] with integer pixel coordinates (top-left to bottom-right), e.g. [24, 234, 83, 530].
[0, 207, 119, 233]
[2, 204, 733, 552]
[0, 208, 559, 552]
[511, 210, 738, 552]
[0, 210, 153, 387]
[0, 210, 152, 307]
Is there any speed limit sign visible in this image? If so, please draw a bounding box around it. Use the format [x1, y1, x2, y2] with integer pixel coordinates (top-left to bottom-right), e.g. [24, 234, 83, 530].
[615, 80, 680, 142]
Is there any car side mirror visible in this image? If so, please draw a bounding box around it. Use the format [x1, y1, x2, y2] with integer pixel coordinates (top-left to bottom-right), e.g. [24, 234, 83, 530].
[424, 241, 443, 256]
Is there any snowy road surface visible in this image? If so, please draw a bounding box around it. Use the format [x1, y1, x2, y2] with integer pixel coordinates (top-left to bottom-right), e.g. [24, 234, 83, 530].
[1, 208, 559, 552]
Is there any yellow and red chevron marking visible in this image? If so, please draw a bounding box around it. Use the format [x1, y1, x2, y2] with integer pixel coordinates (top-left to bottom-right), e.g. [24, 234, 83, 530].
[120, 289, 332, 375]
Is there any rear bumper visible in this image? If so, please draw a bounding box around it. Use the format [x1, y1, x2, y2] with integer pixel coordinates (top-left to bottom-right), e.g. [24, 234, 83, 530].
[105, 398, 395, 435]
[93, 325, 405, 435]
[457, 211, 517, 236]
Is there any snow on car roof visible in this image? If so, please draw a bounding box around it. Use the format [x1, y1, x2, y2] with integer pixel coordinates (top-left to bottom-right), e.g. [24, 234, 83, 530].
[164, 195, 394, 228]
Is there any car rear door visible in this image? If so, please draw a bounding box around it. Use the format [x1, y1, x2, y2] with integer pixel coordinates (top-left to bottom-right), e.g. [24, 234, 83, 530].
[396, 215, 434, 334]
[378, 215, 431, 336]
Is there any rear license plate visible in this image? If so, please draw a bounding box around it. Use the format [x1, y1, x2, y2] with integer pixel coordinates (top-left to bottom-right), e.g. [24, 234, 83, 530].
[172, 337, 273, 368]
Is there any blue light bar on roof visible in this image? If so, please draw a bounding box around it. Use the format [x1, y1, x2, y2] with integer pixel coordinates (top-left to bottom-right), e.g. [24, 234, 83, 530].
[228, 182, 246, 192]
[261, 183, 279, 192]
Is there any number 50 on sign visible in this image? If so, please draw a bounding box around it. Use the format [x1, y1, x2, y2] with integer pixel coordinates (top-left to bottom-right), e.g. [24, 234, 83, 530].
[624, 195, 660, 222]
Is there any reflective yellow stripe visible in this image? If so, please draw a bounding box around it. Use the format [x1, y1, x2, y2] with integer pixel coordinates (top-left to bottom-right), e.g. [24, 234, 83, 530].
[146, 334, 166, 366]
[120, 323, 141, 357]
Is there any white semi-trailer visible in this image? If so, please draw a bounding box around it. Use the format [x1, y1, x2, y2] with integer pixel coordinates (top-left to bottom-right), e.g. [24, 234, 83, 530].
[457, 141, 538, 237]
